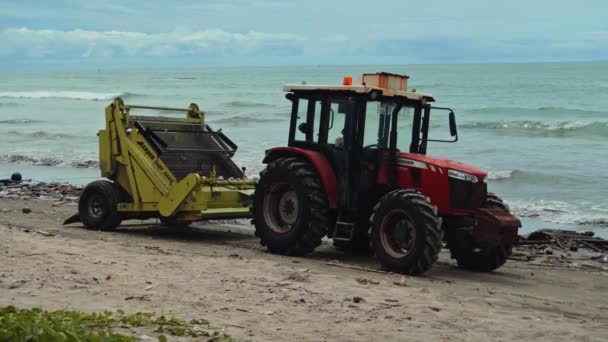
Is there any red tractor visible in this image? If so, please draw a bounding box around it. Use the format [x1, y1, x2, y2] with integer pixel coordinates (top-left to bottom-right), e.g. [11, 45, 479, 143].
[252, 73, 520, 275]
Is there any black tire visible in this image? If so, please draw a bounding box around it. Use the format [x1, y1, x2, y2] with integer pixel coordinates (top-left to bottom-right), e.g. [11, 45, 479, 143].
[486, 193, 509, 212]
[253, 157, 330, 256]
[447, 193, 513, 272]
[159, 217, 192, 229]
[78, 180, 123, 231]
[370, 190, 443, 275]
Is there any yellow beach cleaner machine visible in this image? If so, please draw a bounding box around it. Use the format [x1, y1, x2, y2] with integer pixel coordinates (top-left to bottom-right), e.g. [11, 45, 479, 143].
[65, 98, 255, 230]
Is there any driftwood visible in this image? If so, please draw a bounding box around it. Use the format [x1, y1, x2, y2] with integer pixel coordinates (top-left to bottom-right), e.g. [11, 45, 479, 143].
[0, 180, 82, 201]
[326, 262, 390, 274]
[520, 229, 608, 252]
[514, 229, 608, 269]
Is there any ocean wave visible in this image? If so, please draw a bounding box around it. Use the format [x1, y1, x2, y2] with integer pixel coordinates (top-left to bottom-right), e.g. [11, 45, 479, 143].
[0, 154, 98, 168]
[208, 115, 279, 125]
[465, 106, 604, 115]
[0, 119, 44, 124]
[4, 130, 80, 139]
[487, 169, 521, 180]
[460, 120, 608, 136]
[509, 199, 608, 227]
[221, 100, 277, 108]
[0, 91, 136, 101]
[0, 102, 20, 107]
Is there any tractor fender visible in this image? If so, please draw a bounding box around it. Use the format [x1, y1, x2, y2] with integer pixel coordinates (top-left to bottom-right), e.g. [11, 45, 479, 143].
[263, 147, 338, 208]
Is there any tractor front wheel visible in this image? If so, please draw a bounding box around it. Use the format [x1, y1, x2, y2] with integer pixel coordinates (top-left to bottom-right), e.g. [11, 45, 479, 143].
[370, 190, 443, 275]
[446, 193, 513, 272]
[78, 180, 124, 231]
[253, 157, 330, 256]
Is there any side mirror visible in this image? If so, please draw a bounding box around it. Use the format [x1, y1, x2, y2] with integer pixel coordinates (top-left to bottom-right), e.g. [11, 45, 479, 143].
[449, 111, 458, 137]
[285, 93, 295, 102]
[298, 122, 309, 134]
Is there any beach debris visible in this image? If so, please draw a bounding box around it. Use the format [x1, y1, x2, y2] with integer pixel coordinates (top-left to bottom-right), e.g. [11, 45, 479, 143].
[393, 276, 408, 287]
[0, 180, 81, 202]
[21, 208, 31, 214]
[63, 214, 81, 225]
[326, 261, 389, 274]
[352, 296, 365, 304]
[355, 277, 380, 285]
[284, 271, 309, 282]
[8, 279, 27, 289]
[514, 229, 608, 269]
[124, 295, 151, 301]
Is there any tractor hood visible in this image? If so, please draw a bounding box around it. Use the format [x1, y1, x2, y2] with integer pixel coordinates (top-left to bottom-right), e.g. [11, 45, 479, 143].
[397, 152, 487, 180]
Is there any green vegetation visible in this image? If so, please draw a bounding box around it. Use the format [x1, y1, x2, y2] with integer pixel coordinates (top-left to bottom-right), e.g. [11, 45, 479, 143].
[0, 306, 238, 342]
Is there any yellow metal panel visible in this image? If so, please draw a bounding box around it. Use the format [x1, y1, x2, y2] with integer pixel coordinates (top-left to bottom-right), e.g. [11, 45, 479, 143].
[198, 207, 252, 219]
[98, 130, 112, 177]
[98, 98, 254, 222]
[159, 173, 201, 217]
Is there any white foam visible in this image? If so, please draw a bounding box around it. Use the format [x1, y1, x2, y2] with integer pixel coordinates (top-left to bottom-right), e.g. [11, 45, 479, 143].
[0, 91, 125, 101]
[487, 169, 516, 180]
[509, 199, 608, 227]
[0, 154, 98, 168]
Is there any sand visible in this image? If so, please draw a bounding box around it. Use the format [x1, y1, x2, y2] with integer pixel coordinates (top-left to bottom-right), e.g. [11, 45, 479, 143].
[1, 198, 607, 341]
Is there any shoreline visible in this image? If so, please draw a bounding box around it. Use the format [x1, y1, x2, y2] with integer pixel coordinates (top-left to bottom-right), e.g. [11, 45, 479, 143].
[2, 174, 607, 239]
[0, 197, 607, 341]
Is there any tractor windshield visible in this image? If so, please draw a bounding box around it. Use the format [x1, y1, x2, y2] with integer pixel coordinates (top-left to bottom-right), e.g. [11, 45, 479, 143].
[364, 100, 413, 150]
[365, 100, 457, 153]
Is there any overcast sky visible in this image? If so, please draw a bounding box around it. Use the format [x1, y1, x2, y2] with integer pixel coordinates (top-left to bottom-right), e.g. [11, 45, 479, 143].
[1, 0, 607, 68]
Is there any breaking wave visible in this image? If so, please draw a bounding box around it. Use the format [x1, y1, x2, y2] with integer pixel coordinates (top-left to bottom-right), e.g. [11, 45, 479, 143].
[487, 169, 521, 180]
[0, 91, 136, 101]
[208, 115, 279, 125]
[0, 119, 44, 124]
[509, 199, 608, 228]
[460, 121, 608, 136]
[0, 102, 20, 107]
[0, 154, 98, 168]
[222, 100, 277, 108]
[465, 106, 605, 115]
[4, 130, 80, 139]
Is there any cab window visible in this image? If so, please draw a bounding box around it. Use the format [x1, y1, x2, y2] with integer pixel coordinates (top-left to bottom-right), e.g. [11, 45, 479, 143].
[364, 101, 412, 150]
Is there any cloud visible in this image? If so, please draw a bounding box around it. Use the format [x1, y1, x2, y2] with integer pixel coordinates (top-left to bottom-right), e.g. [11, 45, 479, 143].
[0, 27, 305, 59]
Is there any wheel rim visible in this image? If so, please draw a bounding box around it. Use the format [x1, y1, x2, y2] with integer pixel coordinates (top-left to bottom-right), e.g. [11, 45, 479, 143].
[87, 193, 106, 219]
[379, 209, 417, 258]
[263, 182, 299, 234]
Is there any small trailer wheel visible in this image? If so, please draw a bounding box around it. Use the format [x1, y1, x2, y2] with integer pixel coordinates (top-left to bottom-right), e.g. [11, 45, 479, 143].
[78, 180, 123, 231]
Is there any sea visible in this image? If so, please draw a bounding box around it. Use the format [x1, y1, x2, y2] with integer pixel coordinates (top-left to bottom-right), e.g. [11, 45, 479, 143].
[1, 62, 607, 236]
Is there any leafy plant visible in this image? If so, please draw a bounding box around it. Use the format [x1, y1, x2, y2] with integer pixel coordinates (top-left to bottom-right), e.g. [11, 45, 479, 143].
[0, 306, 238, 342]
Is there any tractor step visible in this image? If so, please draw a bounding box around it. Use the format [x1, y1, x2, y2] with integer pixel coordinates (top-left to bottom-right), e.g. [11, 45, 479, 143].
[333, 221, 354, 241]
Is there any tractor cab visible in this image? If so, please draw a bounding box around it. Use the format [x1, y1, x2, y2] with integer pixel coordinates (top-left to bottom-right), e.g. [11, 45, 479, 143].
[282, 73, 463, 213]
[253, 73, 521, 275]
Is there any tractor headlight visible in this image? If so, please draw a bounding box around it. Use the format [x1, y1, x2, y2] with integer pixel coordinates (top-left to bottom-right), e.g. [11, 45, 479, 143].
[448, 169, 479, 183]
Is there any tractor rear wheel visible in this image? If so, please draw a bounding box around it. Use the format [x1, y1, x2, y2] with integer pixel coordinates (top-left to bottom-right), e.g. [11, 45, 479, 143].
[253, 157, 330, 256]
[370, 190, 443, 275]
[447, 193, 513, 272]
[78, 180, 124, 231]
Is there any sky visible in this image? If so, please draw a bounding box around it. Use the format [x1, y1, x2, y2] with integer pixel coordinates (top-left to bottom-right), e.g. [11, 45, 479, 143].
[1, 0, 607, 69]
